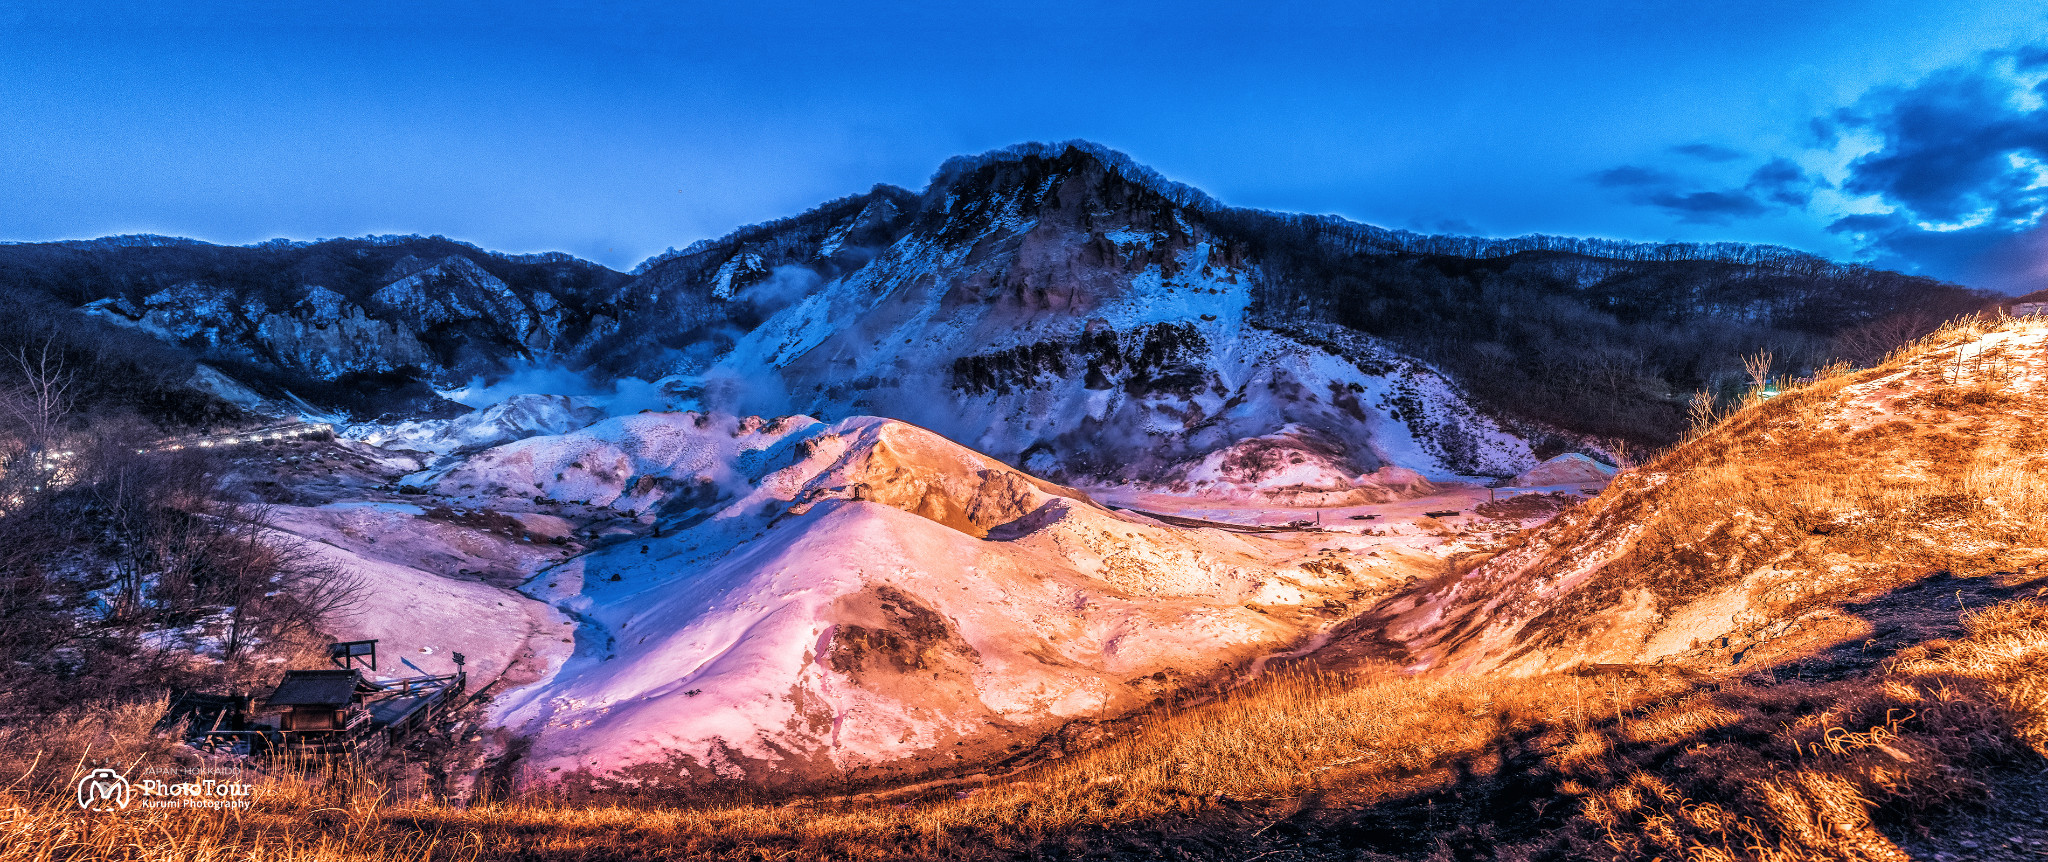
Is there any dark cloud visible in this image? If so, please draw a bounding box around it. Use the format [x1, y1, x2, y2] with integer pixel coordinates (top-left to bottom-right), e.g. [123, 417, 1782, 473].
[1590, 165, 1675, 189]
[1747, 157, 1827, 207]
[1827, 212, 1905, 235]
[1645, 190, 1770, 223]
[1839, 64, 2048, 224]
[1828, 46, 2048, 292]
[1671, 142, 1746, 162]
[1588, 159, 1818, 225]
[1589, 45, 2048, 293]
[1830, 213, 2048, 293]
[1410, 215, 1480, 235]
[1807, 116, 1840, 148]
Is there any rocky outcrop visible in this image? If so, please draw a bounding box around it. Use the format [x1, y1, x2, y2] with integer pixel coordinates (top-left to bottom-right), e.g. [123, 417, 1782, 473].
[84, 282, 437, 378]
[52, 236, 630, 401]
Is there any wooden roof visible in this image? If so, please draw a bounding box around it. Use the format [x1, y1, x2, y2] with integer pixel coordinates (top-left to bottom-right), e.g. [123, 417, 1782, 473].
[263, 669, 380, 708]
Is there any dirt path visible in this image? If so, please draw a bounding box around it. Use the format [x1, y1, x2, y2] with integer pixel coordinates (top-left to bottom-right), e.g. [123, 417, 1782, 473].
[1090, 482, 1607, 531]
[1105, 506, 1301, 533]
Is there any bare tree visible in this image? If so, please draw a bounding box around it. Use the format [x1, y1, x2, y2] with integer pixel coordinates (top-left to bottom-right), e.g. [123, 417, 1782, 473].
[1687, 390, 1722, 434]
[0, 339, 78, 513]
[72, 437, 364, 652]
[203, 508, 364, 661]
[4, 338, 75, 444]
[1744, 351, 1774, 391]
[77, 442, 188, 623]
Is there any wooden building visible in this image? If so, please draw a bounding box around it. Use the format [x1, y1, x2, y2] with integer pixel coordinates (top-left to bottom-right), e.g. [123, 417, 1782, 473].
[192, 639, 468, 757]
[261, 669, 383, 734]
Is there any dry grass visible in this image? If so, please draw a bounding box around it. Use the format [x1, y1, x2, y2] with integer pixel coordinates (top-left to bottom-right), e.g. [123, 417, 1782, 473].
[1486, 315, 2048, 659]
[1551, 594, 2048, 862]
[0, 673, 1506, 860]
[7, 592, 2043, 862]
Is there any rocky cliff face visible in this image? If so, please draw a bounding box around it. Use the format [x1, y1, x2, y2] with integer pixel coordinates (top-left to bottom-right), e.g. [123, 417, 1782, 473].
[637, 143, 1537, 488]
[4, 236, 629, 414]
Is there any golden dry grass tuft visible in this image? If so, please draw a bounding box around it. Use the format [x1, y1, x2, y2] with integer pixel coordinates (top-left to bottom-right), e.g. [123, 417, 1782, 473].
[1550, 594, 2048, 861]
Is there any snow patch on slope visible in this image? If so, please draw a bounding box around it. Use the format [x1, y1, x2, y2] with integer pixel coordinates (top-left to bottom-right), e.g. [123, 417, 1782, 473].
[265, 502, 573, 687]
[423, 412, 817, 512]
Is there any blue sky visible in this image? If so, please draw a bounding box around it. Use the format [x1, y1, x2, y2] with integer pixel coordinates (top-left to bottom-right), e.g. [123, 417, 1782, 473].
[4, 1, 2046, 291]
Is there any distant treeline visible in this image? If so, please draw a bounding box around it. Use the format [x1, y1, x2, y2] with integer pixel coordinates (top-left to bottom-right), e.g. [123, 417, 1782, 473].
[0, 234, 626, 308]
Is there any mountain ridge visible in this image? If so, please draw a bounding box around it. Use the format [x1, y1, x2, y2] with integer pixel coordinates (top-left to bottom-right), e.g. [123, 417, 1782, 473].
[0, 142, 1996, 486]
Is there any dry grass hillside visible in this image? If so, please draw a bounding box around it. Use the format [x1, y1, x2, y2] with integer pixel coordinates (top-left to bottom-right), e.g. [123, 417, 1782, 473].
[1376, 314, 2048, 677]
[6, 318, 2048, 861]
[5, 585, 2045, 860]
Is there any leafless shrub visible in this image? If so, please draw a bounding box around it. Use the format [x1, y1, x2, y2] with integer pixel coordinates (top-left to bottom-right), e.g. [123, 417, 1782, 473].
[0, 422, 363, 714]
[1685, 389, 1722, 439]
[208, 513, 365, 662]
[1744, 349, 1774, 390]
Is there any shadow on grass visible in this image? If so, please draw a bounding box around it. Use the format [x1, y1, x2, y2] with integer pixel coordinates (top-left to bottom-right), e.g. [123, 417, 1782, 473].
[1214, 570, 2048, 862]
[116, 571, 2045, 862]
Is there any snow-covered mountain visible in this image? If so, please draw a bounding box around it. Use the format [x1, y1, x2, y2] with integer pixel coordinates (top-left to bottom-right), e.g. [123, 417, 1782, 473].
[595, 143, 1548, 490]
[8, 142, 1988, 491]
[24, 146, 1554, 491]
[12, 235, 631, 418]
[685, 151, 1520, 492]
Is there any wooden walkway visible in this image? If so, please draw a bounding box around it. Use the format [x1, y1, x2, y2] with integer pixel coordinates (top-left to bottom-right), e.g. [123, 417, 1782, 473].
[194, 671, 464, 758]
[153, 422, 335, 452]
